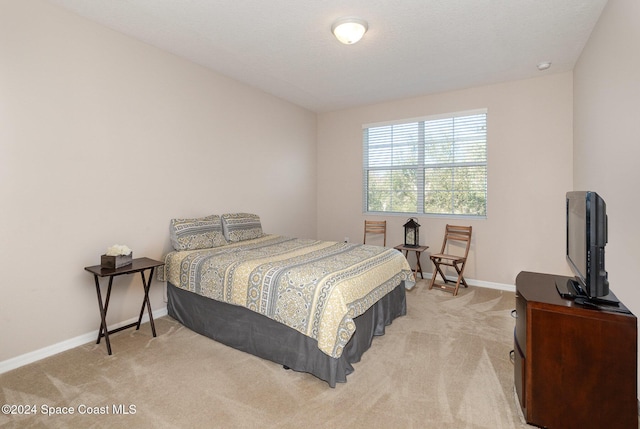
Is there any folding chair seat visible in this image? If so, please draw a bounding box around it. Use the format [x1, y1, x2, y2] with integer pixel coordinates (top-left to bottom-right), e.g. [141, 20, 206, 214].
[428, 225, 472, 296]
[363, 220, 386, 246]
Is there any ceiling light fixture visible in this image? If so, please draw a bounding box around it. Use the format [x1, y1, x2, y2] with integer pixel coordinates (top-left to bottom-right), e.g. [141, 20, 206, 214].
[537, 61, 552, 71]
[332, 17, 368, 45]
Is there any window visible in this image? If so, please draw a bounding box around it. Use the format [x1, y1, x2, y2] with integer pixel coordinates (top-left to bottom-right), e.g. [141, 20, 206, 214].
[363, 110, 487, 217]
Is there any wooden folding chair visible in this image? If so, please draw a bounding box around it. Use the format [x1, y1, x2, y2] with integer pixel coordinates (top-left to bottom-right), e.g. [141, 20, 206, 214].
[428, 225, 472, 296]
[363, 220, 386, 246]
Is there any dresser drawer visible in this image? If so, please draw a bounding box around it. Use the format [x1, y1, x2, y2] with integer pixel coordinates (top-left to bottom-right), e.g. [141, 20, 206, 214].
[513, 332, 525, 410]
[514, 292, 527, 356]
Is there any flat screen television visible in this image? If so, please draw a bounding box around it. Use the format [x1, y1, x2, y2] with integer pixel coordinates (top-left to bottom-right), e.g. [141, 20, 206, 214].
[562, 191, 611, 301]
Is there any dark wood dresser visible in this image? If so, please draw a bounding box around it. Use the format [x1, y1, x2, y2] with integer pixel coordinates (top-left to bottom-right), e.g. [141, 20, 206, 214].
[514, 271, 637, 428]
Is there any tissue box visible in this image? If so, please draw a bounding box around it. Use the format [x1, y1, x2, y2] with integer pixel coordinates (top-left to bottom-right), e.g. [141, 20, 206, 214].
[101, 253, 133, 269]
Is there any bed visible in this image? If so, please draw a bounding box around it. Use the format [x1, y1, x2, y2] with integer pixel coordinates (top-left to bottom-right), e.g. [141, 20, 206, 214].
[162, 213, 414, 386]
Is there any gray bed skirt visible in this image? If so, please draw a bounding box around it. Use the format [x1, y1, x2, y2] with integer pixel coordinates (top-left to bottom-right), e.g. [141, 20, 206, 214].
[167, 281, 407, 387]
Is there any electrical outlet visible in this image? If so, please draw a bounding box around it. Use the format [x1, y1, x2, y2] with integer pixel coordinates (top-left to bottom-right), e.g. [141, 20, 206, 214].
[344, 237, 349, 243]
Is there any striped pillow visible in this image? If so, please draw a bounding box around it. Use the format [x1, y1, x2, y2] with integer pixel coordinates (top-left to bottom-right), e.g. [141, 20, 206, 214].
[221, 213, 264, 242]
[170, 215, 227, 250]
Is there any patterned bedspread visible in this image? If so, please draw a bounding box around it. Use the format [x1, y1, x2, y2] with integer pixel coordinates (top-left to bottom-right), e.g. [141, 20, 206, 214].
[164, 235, 413, 358]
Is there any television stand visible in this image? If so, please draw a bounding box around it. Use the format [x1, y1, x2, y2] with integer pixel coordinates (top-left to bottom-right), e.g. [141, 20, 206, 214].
[515, 272, 637, 429]
[555, 278, 619, 306]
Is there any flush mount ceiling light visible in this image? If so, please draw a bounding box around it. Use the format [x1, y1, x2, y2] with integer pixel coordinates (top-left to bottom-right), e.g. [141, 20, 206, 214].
[332, 17, 368, 44]
[537, 61, 552, 71]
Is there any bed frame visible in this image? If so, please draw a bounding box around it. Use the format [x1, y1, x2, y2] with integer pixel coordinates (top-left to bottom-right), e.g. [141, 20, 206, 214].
[167, 281, 407, 387]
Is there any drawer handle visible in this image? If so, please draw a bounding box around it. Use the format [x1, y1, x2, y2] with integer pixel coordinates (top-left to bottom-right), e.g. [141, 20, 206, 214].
[511, 309, 517, 318]
[509, 349, 515, 364]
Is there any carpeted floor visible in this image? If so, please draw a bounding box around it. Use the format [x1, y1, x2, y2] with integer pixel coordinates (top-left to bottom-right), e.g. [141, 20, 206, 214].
[1, 280, 536, 428]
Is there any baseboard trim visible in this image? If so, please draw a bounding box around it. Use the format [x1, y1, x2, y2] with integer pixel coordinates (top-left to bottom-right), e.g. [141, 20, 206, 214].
[0, 306, 168, 375]
[423, 272, 516, 293]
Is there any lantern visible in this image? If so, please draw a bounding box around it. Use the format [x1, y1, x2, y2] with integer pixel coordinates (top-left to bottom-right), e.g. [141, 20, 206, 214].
[403, 218, 420, 247]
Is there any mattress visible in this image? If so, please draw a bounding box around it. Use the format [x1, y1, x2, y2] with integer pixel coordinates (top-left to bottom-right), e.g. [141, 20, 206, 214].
[163, 234, 413, 358]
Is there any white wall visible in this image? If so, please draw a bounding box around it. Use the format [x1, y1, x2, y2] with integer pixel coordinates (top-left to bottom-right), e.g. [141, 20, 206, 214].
[573, 0, 640, 395]
[574, 1, 640, 318]
[0, 0, 317, 362]
[317, 73, 575, 287]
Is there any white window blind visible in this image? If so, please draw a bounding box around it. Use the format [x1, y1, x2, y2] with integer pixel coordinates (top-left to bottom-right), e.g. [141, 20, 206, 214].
[363, 110, 487, 217]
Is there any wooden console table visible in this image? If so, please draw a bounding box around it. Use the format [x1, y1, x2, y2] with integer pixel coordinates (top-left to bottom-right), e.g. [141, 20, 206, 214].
[85, 257, 164, 355]
[514, 271, 637, 428]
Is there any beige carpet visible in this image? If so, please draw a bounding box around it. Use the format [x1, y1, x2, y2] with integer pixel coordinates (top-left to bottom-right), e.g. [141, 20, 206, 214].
[1, 280, 536, 428]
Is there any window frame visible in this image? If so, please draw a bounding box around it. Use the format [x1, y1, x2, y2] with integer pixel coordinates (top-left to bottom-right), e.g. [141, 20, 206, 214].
[362, 108, 488, 218]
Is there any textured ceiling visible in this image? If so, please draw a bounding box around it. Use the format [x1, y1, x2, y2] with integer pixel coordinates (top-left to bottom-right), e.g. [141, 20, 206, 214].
[47, 0, 608, 113]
